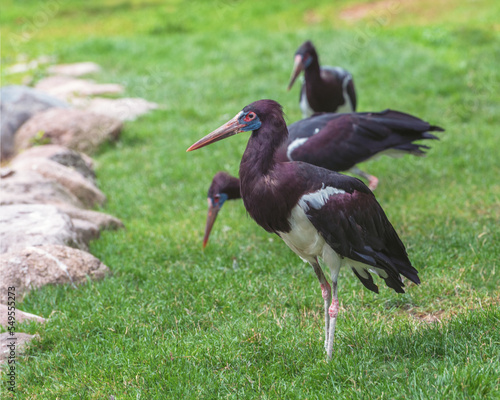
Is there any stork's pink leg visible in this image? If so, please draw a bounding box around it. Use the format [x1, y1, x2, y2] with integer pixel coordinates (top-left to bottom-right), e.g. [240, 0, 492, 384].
[349, 167, 379, 191]
[367, 175, 379, 191]
[327, 284, 339, 360]
[326, 265, 341, 361]
[321, 282, 332, 351]
[310, 259, 331, 351]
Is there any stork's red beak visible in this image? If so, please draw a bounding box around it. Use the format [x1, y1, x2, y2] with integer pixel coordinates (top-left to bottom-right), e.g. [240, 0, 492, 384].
[203, 198, 220, 248]
[287, 54, 304, 91]
[187, 112, 245, 152]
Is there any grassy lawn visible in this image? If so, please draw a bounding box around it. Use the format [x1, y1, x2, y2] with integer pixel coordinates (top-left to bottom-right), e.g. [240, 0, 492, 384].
[1, 0, 499, 398]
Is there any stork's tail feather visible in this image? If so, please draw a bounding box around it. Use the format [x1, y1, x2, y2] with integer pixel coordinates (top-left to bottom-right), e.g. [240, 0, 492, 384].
[429, 124, 445, 132]
[352, 268, 379, 293]
[350, 109, 444, 159]
[350, 247, 420, 294]
[393, 143, 432, 156]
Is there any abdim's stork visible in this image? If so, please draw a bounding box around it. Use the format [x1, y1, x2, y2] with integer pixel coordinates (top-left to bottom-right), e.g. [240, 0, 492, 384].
[288, 40, 357, 117]
[187, 100, 420, 359]
[203, 110, 442, 247]
[282, 110, 442, 189]
[203, 171, 240, 248]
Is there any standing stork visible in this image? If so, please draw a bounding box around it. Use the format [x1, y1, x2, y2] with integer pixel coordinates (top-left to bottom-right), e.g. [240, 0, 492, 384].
[187, 100, 420, 359]
[288, 40, 357, 117]
[202, 109, 442, 247]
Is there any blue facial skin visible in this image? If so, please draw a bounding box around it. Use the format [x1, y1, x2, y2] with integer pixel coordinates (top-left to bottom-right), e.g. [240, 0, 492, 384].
[302, 54, 312, 68]
[211, 192, 229, 209]
[238, 112, 262, 132]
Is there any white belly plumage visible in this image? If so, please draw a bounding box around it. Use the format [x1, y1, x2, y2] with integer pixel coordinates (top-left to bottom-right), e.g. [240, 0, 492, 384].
[278, 204, 334, 265]
[278, 203, 388, 280]
[299, 89, 315, 118]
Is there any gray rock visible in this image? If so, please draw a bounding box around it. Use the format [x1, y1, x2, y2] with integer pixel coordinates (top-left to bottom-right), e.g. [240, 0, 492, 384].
[56, 204, 124, 231]
[0, 245, 110, 303]
[35, 76, 124, 101]
[0, 332, 39, 366]
[0, 169, 85, 208]
[0, 85, 68, 161]
[71, 218, 101, 246]
[10, 157, 106, 208]
[0, 304, 45, 327]
[12, 144, 96, 183]
[14, 108, 122, 155]
[50, 152, 96, 183]
[0, 204, 86, 254]
[73, 97, 159, 121]
[47, 62, 101, 77]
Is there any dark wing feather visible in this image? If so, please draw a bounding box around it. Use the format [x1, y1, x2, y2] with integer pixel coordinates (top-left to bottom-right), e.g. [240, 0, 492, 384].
[352, 268, 379, 293]
[305, 67, 347, 113]
[321, 67, 357, 112]
[287, 110, 443, 171]
[288, 113, 344, 141]
[294, 163, 420, 293]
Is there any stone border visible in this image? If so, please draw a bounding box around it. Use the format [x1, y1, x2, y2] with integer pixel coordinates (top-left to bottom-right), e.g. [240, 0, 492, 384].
[0, 61, 158, 366]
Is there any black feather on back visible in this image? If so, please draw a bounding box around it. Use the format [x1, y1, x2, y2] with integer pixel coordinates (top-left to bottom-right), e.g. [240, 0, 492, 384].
[290, 163, 420, 293]
[285, 109, 443, 171]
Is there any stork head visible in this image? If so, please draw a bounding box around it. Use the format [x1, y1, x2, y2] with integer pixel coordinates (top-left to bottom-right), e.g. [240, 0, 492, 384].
[187, 100, 286, 153]
[287, 40, 318, 91]
[203, 172, 240, 248]
[186, 109, 262, 152]
[187, 100, 287, 245]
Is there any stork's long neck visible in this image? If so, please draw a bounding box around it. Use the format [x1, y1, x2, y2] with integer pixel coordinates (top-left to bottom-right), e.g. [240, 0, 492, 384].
[238, 112, 296, 234]
[304, 57, 322, 86]
[239, 118, 288, 191]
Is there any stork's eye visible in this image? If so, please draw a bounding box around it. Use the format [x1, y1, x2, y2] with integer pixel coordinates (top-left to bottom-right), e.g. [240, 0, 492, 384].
[244, 112, 256, 122]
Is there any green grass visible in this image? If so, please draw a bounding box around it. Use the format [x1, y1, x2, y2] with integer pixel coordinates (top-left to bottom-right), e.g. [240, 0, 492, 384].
[1, 0, 499, 398]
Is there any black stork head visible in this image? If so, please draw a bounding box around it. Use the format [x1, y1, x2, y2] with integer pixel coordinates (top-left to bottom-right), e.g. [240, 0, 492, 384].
[203, 171, 241, 248]
[287, 40, 319, 91]
[187, 106, 262, 151]
[188, 100, 287, 244]
[187, 100, 286, 152]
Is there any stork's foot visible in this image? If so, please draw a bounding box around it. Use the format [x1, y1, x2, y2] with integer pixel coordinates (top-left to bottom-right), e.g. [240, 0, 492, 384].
[368, 175, 379, 191]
